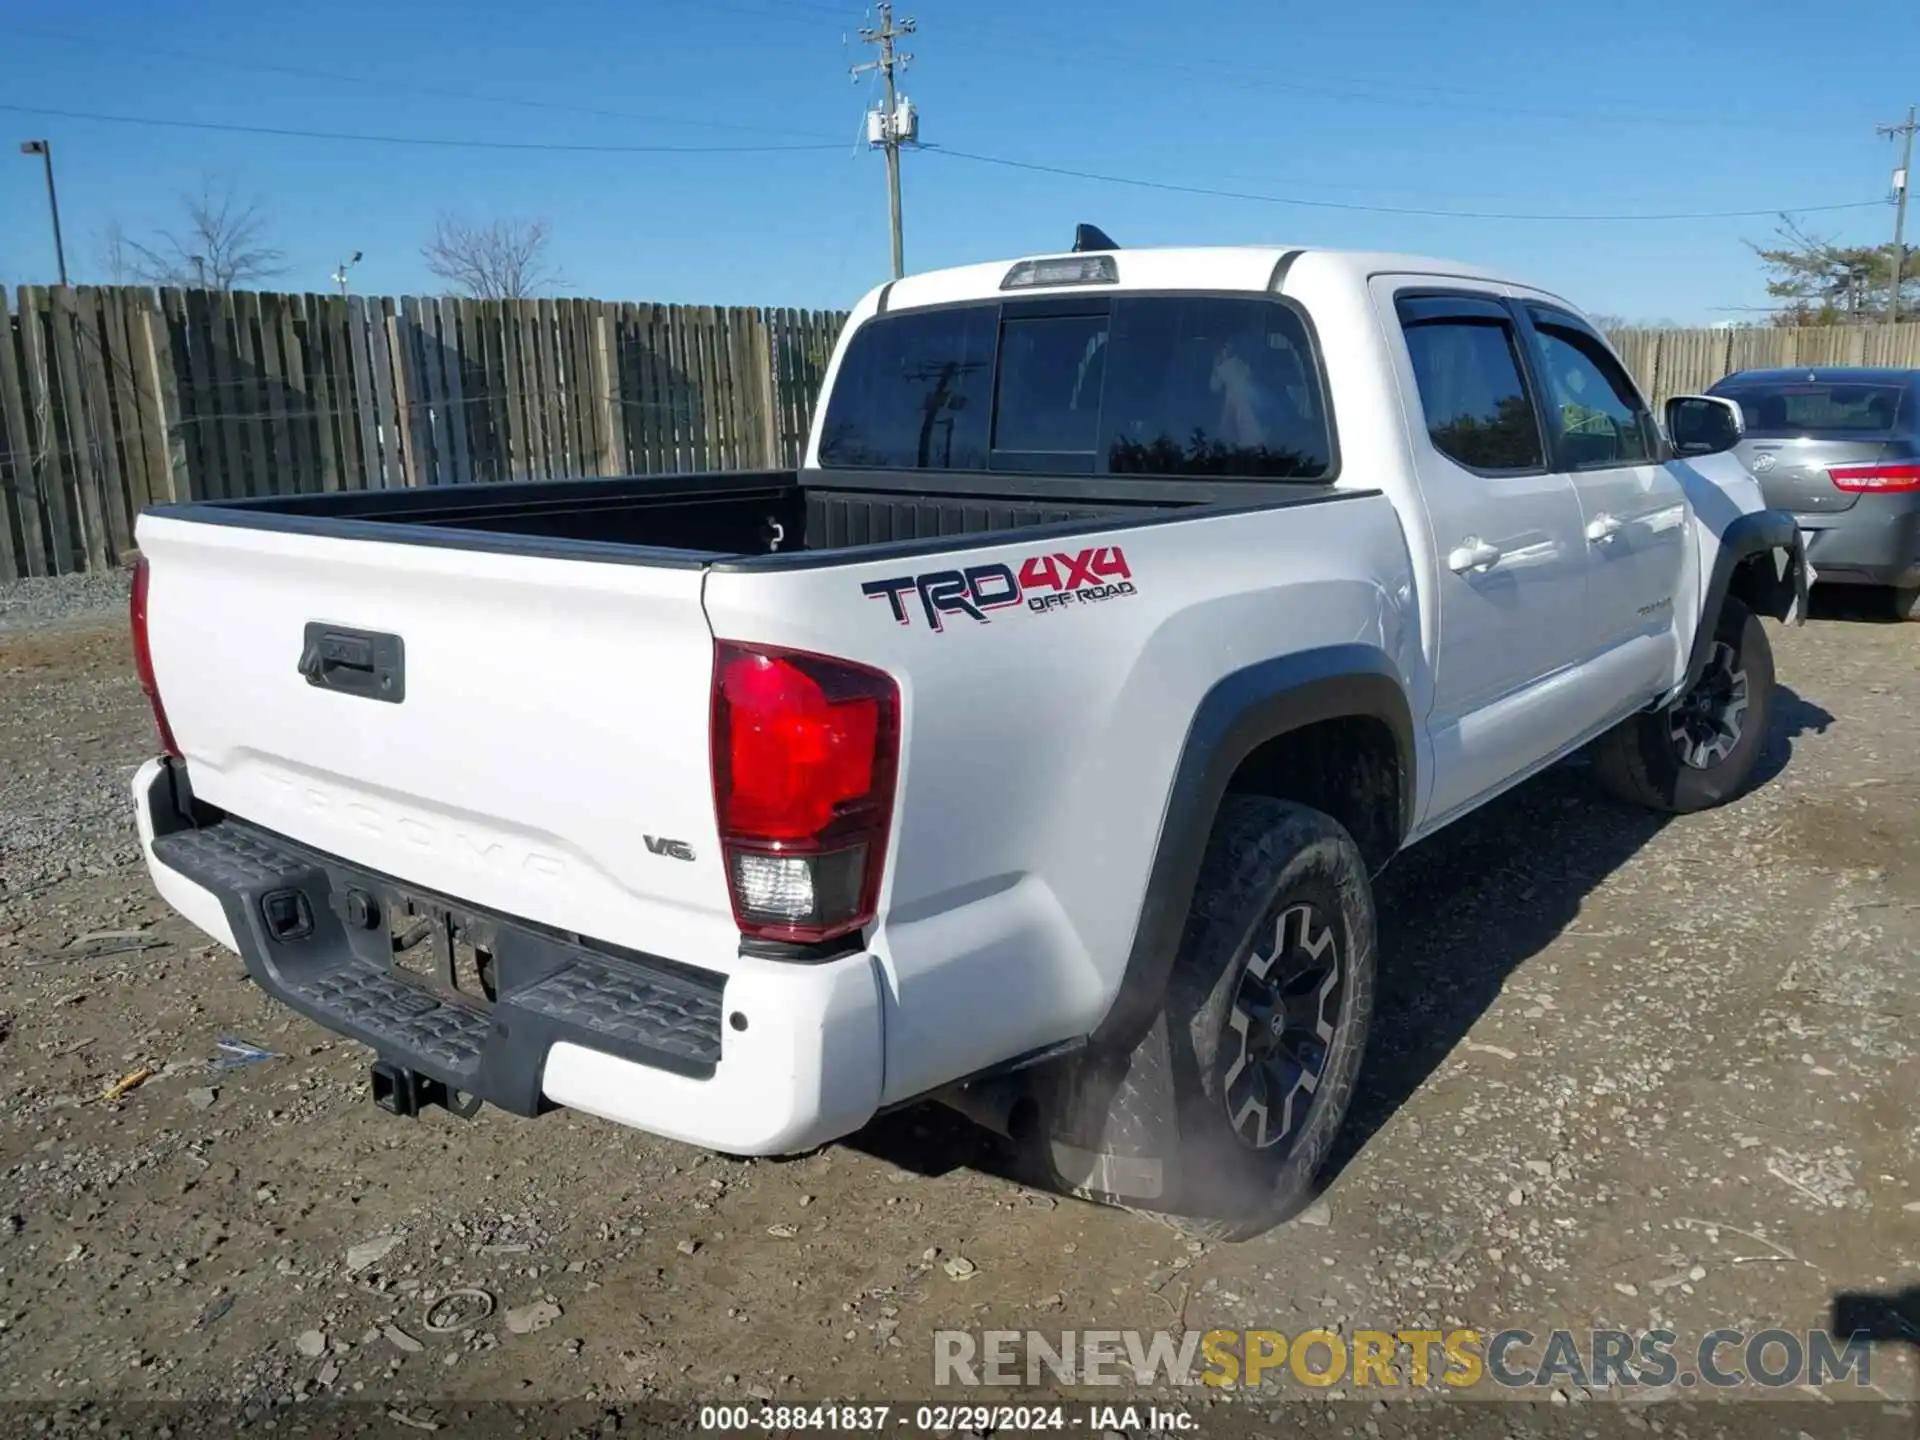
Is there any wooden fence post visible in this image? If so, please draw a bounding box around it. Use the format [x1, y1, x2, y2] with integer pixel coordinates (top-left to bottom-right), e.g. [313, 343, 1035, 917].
[136, 301, 188, 504]
[592, 308, 622, 475]
[0, 286, 41, 578]
[0, 288, 24, 580]
[753, 309, 781, 470]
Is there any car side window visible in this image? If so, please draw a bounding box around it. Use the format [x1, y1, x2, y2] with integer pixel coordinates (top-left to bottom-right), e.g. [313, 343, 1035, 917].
[1525, 308, 1658, 468]
[1398, 304, 1546, 472]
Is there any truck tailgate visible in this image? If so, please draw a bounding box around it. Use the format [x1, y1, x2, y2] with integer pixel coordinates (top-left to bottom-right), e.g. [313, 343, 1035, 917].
[136, 514, 737, 967]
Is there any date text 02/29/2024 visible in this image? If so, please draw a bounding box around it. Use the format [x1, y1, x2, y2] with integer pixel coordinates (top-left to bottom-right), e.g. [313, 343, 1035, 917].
[698, 1403, 1194, 1432]
[862, 545, 1137, 633]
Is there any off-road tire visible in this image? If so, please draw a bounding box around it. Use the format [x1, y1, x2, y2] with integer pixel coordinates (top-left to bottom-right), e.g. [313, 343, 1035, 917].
[1042, 797, 1377, 1241]
[1592, 597, 1774, 814]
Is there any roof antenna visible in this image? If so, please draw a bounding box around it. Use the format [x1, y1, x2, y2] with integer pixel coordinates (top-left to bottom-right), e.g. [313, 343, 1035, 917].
[1073, 223, 1119, 253]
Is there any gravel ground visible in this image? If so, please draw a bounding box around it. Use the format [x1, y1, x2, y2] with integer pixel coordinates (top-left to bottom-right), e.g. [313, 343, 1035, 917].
[0, 575, 1914, 1434]
[0, 571, 129, 635]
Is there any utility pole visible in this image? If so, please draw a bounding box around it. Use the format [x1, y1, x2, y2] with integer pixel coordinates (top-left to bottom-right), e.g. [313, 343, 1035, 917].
[333, 250, 363, 295]
[17, 140, 69, 286]
[853, 2, 916, 279]
[1878, 105, 1916, 323]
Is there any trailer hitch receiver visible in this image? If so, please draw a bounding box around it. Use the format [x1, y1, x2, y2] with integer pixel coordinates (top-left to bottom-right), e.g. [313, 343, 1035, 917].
[370, 1060, 481, 1119]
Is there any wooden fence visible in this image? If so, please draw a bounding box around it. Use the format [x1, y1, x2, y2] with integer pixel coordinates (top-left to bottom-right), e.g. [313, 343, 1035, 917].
[1605, 323, 1920, 407]
[4, 286, 1920, 582]
[0, 285, 845, 580]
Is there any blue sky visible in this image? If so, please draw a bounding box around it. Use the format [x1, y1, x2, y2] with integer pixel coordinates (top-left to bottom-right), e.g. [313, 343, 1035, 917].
[0, 0, 1912, 322]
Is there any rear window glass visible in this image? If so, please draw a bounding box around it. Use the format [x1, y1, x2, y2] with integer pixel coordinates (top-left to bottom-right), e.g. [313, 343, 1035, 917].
[1101, 297, 1331, 478]
[1715, 383, 1905, 435]
[816, 296, 1332, 480]
[993, 314, 1109, 457]
[815, 305, 994, 470]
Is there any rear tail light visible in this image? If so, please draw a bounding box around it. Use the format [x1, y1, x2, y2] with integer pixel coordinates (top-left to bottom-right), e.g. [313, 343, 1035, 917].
[1829, 463, 1920, 493]
[129, 555, 180, 758]
[710, 641, 899, 945]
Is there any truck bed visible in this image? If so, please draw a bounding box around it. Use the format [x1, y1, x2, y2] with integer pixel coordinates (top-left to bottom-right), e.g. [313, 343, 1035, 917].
[153, 468, 1337, 570]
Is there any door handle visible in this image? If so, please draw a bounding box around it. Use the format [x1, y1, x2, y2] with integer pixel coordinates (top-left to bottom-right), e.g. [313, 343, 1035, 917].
[1447, 538, 1502, 574]
[1585, 513, 1624, 544]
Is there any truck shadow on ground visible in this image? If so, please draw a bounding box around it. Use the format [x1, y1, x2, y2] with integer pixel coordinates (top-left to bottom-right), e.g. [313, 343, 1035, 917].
[1294, 676, 1829, 1192]
[843, 682, 1836, 1215]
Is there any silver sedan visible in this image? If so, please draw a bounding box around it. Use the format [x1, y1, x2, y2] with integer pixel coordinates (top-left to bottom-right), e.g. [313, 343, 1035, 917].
[1708, 367, 1920, 620]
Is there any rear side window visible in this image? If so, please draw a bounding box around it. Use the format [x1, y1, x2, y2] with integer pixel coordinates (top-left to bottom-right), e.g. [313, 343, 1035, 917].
[815, 295, 1333, 480]
[1399, 314, 1545, 471]
[1714, 382, 1906, 436]
[816, 306, 995, 470]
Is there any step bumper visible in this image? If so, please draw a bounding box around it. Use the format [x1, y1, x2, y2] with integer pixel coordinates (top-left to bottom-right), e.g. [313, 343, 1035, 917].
[131, 757, 886, 1154]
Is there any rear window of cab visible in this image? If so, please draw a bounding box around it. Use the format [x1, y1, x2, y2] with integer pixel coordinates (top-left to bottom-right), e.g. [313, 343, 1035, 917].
[816, 295, 1334, 481]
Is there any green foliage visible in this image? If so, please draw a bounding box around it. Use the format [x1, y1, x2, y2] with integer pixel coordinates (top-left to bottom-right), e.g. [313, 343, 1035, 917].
[1750, 215, 1918, 326]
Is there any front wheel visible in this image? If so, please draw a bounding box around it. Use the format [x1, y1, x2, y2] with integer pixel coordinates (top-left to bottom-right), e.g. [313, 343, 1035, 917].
[1892, 586, 1920, 623]
[1592, 597, 1775, 814]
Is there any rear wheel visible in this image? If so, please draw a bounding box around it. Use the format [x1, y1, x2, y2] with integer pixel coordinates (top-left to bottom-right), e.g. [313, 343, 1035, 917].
[1039, 797, 1377, 1240]
[1592, 597, 1774, 813]
[1892, 586, 1920, 622]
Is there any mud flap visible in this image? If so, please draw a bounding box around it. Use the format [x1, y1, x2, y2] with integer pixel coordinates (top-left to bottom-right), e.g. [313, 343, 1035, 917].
[1038, 1013, 1183, 1208]
[1783, 530, 1813, 626]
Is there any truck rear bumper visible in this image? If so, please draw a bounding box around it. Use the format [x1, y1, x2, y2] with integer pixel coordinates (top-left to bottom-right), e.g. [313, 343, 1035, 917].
[132, 758, 885, 1155]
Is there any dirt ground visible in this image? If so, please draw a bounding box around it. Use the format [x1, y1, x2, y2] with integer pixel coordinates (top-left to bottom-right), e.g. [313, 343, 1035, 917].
[0, 593, 1915, 1432]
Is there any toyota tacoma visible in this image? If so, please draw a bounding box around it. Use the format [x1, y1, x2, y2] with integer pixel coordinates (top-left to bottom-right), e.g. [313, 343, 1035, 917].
[129, 235, 1808, 1236]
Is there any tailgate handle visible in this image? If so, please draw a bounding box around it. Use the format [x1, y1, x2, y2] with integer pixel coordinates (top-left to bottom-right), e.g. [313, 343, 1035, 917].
[299, 623, 405, 704]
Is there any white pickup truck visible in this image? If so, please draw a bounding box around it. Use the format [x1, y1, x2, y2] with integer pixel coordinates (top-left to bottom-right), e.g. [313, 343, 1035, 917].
[129, 239, 1807, 1237]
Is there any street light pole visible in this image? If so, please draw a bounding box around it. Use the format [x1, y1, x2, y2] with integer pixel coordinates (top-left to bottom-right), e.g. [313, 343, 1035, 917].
[18, 139, 69, 287]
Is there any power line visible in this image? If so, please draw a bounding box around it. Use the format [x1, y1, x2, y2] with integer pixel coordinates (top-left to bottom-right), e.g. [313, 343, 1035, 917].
[0, 102, 844, 154]
[929, 34, 1817, 134]
[654, 0, 869, 26]
[0, 24, 844, 145]
[914, 144, 1890, 224]
[5, 95, 1876, 225]
[664, 1, 1841, 133]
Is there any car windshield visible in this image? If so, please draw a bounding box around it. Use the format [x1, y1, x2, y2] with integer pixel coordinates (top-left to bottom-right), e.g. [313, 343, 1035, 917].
[1714, 381, 1906, 436]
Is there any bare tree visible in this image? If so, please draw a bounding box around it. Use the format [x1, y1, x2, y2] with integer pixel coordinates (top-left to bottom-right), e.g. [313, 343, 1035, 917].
[421, 215, 560, 300]
[100, 178, 287, 289]
[95, 221, 134, 285]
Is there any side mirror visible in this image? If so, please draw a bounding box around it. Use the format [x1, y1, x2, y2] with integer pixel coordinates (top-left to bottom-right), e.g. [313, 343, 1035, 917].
[1665, 394, 1744, 458]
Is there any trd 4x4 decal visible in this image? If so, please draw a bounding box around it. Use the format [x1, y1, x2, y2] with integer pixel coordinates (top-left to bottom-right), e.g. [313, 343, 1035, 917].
[862, 545, 1137, 632]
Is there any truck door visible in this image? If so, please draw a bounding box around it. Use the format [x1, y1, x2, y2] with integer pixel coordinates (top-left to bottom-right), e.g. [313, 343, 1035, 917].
[1514, 300, 1689, 705]
[1375, 284, 1593, 824]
